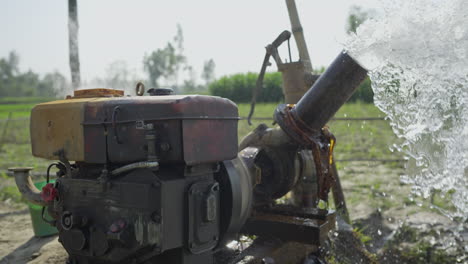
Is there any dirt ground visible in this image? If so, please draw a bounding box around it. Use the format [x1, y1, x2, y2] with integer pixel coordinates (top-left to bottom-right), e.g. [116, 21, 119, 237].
[0, 162, 466, 263]
[0, 202, 67, 264]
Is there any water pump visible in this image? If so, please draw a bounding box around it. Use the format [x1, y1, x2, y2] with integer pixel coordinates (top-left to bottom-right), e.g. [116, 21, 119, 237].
[11, 51, 367, 264]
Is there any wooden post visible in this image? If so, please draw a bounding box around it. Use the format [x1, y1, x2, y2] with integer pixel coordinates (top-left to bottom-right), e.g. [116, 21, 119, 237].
[331, 161, 351, 224]
[68, 0, 81, 90]
[285, 0, 313, 72]
[0, 112, 12, 151]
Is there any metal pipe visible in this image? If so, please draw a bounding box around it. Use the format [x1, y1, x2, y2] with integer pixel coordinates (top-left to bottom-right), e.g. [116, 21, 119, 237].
[110, 161, 159, 176]
[9, 167, 47, 206]
[239, 125, 294, 150]
[292, 51, 368, 130]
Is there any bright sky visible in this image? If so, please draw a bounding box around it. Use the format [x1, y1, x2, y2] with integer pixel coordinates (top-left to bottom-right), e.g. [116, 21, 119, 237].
[0, 0, 379, 84]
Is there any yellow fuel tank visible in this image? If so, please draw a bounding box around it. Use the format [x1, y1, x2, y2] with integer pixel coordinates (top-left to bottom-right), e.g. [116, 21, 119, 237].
[31, 89, 125, 162]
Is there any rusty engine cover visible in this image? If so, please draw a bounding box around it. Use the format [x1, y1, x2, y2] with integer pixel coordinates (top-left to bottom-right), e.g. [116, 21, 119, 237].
[27, 89, 245, 264]
[30, 93, 239, 165]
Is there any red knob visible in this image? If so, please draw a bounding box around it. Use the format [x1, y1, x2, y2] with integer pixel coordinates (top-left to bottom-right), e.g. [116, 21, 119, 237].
[41, 183, 58, 203]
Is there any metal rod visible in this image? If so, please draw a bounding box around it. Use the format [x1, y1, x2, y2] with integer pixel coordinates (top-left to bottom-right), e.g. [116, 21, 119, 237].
[110, 161, 159, 176]
[330, 162, 350, 224]
[0, 112, 12, 150]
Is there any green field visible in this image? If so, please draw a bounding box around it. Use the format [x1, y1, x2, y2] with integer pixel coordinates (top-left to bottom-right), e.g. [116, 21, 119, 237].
[0, 103, 35, 119]
[0, 97, 54, 118]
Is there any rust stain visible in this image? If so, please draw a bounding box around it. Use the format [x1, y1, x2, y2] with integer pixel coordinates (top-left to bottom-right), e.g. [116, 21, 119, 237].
[73, 88, 124, 98]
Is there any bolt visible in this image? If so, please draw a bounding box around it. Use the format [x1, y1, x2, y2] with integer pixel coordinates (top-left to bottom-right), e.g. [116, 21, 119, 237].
[151, 212, 161, 223]
[262, 257, 275, 264]
[160, 142, 171, 151]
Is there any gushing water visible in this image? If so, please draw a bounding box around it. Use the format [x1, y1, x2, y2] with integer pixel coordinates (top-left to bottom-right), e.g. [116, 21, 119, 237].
[345, 0, 468, 217]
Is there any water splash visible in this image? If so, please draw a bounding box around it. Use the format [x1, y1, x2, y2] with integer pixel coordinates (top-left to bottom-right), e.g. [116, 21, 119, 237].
[345, 0, 468, 217]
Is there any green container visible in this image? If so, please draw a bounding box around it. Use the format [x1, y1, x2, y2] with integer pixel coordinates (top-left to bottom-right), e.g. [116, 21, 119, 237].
[27, 180, 58, 237]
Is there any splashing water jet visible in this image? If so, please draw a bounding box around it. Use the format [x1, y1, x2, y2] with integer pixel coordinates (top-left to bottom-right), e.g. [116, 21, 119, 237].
[345, 0, 468, 218]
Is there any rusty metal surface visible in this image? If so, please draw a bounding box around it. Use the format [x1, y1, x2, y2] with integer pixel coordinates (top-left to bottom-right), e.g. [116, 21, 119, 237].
[252, 146, 300, 205]
[88, 95, 238, 164]
[274, 104, 336, 201]
[278, 62, 313, 104]
[30, 95, 238, 164]
[73, 88, 124, 98]
[242, 205, 335, 246]
[239, 125, 294, 151]
[291, 150, 318, 207]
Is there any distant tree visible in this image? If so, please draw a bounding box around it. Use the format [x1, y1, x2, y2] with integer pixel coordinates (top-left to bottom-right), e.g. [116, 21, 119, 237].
[181, 66, 202, 94]
[201, 59, 216, 85]
[105, 61, 131, 88]
[143, 24, 186, 90]
[0, 51, 68, 97]
[41, 71, 70, 97]
[0, 51, 19, 82]
[0, 51, 35, 97]
[172, 24, 186, 87]
[100, 60, 143, 95]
